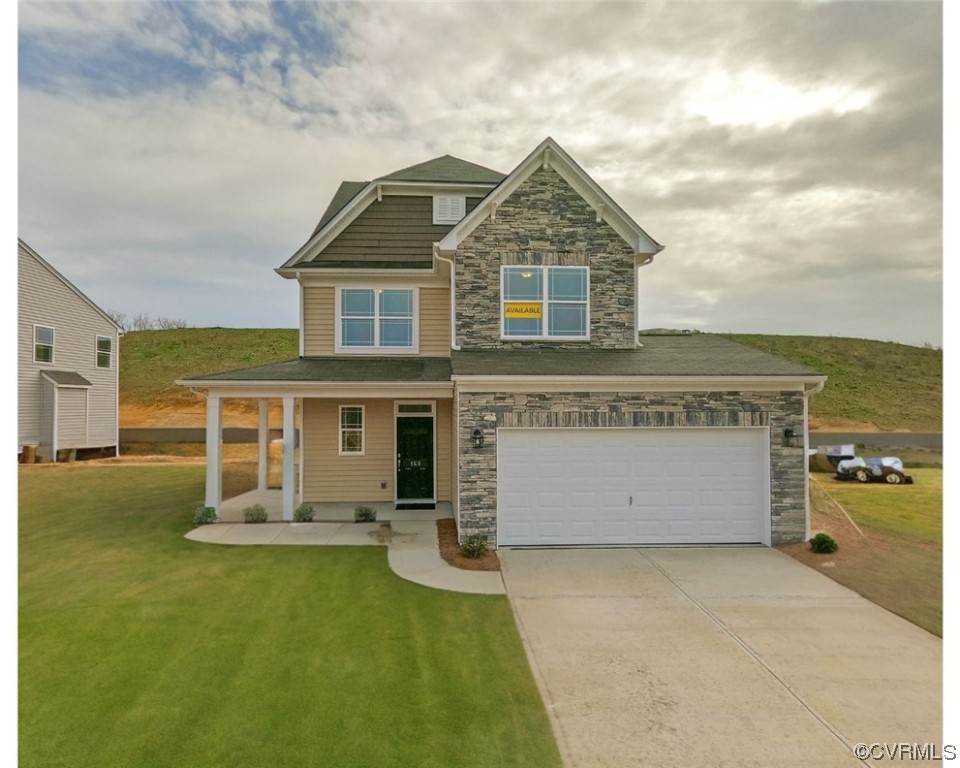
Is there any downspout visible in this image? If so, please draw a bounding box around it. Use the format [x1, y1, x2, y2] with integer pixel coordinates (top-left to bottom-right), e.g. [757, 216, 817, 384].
[802, 380, 827, 542]
[635, 253, 655, 348]
[433, 244, 460, 351]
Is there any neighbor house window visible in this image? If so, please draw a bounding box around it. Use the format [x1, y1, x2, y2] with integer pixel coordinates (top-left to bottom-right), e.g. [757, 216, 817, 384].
[502, 266, 589, 339]
[339, 405, 364, 455]
[96, 335, 113, 368]
[433, 195, 466, 224]
[34, 325, 54, 363]
[337, 288, 417, 352]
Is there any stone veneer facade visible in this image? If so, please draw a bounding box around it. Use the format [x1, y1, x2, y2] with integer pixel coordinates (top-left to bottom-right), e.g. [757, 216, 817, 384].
[457, 390, 808, 547]
[455, 165, 637, 349]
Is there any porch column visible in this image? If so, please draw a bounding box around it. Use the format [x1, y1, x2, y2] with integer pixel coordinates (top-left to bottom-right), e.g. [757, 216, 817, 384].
[257, 398, 269, 491]
[205, 395, 222, 511]
[282, 396, 295, 521]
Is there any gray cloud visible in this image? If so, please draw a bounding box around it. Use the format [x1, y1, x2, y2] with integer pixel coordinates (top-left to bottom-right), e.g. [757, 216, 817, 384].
[17, 1, 942, 345]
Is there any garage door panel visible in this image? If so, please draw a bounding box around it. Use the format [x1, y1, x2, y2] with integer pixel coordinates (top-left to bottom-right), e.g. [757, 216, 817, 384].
[498, 428, 767, 546]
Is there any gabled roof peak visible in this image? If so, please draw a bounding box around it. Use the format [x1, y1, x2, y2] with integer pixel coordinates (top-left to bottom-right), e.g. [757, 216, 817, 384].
[377, 154, 505, 184]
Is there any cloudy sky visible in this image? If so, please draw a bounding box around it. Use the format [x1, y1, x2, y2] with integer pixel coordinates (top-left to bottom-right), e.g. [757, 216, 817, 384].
[16, 1, 943, 346]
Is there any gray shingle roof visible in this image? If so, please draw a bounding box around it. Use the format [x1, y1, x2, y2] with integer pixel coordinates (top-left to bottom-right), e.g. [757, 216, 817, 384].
[42, 370, 93, 386]
[184, 357, 453, 383]
[183, 337, 820, 386]
[310, 181, 368, 237]
[293, 260, 434, 270]
[378, 155, 505, 184]
[451, 336, 824, 377]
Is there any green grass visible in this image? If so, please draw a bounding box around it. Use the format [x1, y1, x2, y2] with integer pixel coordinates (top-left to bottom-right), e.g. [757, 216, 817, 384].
[724, 334, 942, 431]
[808, 469, 942, 635]
[823, 469, 942, 542]
[120, 328, 298, 408]
[19, 465, 561, 768]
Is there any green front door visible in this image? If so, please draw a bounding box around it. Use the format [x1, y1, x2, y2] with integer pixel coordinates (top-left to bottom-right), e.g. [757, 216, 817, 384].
[396, 416, 434, 500]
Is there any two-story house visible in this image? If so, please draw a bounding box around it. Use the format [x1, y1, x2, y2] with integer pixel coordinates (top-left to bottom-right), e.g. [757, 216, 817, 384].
[180, 138, 825, 547]
[18, 239, 122, 462]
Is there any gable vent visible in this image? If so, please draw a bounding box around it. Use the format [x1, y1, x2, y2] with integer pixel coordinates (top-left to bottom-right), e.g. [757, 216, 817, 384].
[433, 195, 466, 224]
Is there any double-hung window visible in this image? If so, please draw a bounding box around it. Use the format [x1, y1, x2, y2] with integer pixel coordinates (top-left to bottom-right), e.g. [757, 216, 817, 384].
[34, 325, 54, 363]
[339, 406, 364, 455]
[502, 266, 589, 339]
[337, 288, 417, 353]
[96, 335, 113, 368]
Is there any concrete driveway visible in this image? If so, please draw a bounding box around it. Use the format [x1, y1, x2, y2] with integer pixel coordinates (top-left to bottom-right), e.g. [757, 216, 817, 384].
[500, 548, 941, 768]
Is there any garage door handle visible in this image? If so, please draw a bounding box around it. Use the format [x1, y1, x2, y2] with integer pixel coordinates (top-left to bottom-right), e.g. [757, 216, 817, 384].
[629, 495, 633, 506]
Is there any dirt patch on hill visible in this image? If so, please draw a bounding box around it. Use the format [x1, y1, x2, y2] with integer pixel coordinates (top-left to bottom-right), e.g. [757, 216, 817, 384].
[437, 518, 500, 571]
[122, 400, 286, 428]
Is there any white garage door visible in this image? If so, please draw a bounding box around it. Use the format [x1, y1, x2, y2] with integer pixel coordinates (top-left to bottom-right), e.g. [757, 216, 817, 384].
[497, 428, 769, 546]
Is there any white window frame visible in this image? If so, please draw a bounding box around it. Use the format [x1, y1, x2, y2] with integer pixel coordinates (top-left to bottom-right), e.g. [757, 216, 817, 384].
[500, 265, 590, 341]
[96, 335, 114, 369]
[433, 195, 466, 225]
[335, 287, 420, 354]
[33, 324, 55, 364]
[338, 405, 365, 456]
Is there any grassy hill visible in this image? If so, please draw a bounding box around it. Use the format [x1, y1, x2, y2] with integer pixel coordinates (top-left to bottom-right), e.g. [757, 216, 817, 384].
[724, 335, 941, 432]
[119, 329, 942, 431]
[120, 328, 298, 411]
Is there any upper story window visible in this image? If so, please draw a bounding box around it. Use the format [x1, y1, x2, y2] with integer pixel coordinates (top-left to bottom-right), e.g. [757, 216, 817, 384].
[336, 288, 418, 353]
[34, 325, 54, 363]
[501, 266, 589, 340]
[433, 195, 466, 224]
[96, 335, 113, 368]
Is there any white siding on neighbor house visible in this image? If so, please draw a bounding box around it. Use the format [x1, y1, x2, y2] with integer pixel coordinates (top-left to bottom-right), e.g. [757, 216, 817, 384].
[38, 378, 55, 460]
[18, 243, 120, 453]
[57, 388, 89, 449]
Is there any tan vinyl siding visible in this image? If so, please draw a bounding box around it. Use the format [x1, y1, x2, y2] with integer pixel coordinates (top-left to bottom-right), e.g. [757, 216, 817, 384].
[301, 398, 453, 503]
[302, 399, 395, 502]
[302, 286, 335, 355]
[18, 244, 119, 452]
[436, 399, 452, 501]
[319, 196, 481, 263]
[419, 287, 450, 356]
[301, 285, 451, 357]
[57, 389, 88, 449]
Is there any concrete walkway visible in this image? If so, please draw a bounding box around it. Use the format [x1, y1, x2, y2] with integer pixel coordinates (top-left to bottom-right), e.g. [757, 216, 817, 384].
[500, 547, 941, 768]
[185, 520, 504, 595]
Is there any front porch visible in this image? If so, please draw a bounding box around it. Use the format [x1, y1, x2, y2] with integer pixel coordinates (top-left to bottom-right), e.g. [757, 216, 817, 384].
[219, 489, 453, 523]
[176, 357, 457, 522]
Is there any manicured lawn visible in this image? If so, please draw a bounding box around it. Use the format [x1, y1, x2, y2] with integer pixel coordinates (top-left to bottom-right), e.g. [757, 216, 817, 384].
[781, 468, 942, 636]
[19, 465, 561, 768]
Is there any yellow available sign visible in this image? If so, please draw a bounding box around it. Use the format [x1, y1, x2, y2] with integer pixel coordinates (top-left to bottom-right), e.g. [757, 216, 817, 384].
[504, 302, 542, 319]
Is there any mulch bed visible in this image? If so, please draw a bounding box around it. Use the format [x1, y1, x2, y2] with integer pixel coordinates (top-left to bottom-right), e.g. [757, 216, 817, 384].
[436, 518, 500, 571]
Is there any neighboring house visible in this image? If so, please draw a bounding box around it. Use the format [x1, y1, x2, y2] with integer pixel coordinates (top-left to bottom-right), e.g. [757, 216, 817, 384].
[179, 138, 825, 547]
[18, 239, 122, 462]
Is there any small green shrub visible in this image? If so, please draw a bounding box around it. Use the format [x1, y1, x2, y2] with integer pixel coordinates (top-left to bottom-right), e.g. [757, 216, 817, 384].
[354, 505, 377, 523]
[809, 532, 839, 554]
[459, 534, 488, 559]
[243, 504, 268, 524]
[294, 503, 315, 522]
[193, 506, 219, 526]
